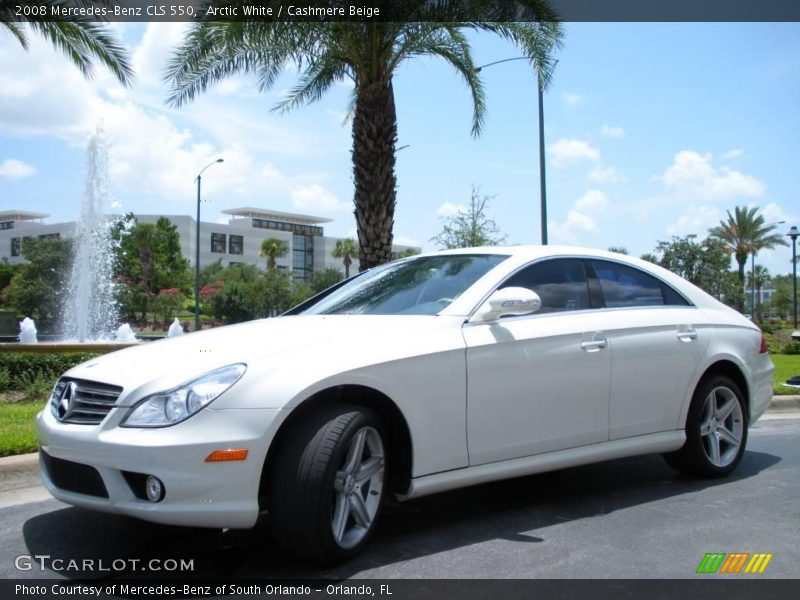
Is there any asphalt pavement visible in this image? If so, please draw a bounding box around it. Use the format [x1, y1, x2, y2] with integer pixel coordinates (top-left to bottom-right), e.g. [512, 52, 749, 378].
[0, 402, 798, 580]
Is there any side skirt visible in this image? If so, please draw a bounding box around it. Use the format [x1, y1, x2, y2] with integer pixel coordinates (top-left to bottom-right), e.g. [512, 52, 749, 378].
[399, 430, 685, 500]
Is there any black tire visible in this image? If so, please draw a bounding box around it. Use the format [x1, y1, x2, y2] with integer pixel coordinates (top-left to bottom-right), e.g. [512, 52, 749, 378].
[663, 375, 748, 477]
[267, 404, 387, 564]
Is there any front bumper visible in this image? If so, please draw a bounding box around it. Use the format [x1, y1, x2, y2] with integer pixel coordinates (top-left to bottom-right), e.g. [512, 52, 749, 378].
[36, 404, 283, 529]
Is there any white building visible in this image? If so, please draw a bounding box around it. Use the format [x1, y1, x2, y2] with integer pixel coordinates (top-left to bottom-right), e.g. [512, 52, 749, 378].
[0, 207, 417, 280]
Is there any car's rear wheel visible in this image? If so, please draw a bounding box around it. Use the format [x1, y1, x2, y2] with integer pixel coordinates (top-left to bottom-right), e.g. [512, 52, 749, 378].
[663, 375, 748, 477]
[268, 404, 387, 563]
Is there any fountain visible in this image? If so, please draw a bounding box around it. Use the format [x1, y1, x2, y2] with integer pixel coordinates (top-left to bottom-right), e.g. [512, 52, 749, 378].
[60, 125, 120, 342]
[167, 318, 185, 337]
[115, 323, 137, 342]
[18, 317, 37, 343]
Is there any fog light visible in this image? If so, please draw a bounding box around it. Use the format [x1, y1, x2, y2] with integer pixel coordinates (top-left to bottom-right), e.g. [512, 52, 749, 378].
[145, 476, 164, 502]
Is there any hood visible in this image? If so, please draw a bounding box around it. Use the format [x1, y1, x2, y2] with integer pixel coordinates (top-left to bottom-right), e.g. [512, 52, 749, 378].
[64, 315, 463, 402]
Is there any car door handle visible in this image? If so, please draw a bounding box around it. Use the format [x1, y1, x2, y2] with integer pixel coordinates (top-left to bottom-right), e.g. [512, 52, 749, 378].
[677, 328, 698, 342]
[580, 339, 607, 352]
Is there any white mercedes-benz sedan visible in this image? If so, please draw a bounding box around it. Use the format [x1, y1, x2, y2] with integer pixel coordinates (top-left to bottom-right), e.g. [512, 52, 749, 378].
[37, 246, 773, 562]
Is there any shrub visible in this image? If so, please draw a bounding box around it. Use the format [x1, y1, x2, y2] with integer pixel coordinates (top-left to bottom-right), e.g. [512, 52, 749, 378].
[0, 368, 10, 392]
[782, 341, 800, 355]
[18, 372, 54, 401]
[0, 352, 99, 390]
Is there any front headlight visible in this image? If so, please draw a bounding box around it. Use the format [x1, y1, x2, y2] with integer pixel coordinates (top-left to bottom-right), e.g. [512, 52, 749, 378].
[121, 364, 246, 428]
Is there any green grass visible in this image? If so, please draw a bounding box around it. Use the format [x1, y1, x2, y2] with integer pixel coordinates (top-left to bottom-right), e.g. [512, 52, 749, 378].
[0, 401, 43, 457]
[772, 354, 800, 396]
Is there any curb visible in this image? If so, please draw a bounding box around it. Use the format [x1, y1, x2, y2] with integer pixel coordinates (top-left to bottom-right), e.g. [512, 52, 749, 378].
[1, 396, 799, 494]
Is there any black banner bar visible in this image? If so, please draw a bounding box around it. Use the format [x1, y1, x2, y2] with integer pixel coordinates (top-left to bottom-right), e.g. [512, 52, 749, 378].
[3, 579, 800, 600]
[3, 0, 800, 23]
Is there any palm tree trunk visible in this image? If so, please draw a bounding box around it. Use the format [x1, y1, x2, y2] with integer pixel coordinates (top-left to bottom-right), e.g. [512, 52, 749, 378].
[736, 255, 746, 312]
[352, 79, 397, 270]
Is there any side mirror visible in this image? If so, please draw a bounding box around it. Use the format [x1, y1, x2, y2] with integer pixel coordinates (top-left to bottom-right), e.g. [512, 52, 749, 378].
[476, 287, 542, 321]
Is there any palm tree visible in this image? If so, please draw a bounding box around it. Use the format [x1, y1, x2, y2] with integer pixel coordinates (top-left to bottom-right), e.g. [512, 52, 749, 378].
[709, 206, 787, 311]
[1, 1, 132, 84]
[332, 238, 358, 278]
[165, 1, 562, 269]
[260, 238, 287, 271]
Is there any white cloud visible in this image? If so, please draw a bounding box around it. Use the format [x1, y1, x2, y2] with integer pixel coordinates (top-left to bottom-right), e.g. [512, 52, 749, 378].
[600, 124, 624, 138]
[655, 151, 764, 199]
[547, 138, 600, 167]
[561, 92, 582, 106]
[666, 205, 721, 236]
[0, 158, 36, 179]
[290, 184, 348, 212]
[0, 25, 345, 210]
[721, 148, 744, 160]
[436, 202, 467, 218]
[588, 166, 625, 183]
[549, 190, 608, 243]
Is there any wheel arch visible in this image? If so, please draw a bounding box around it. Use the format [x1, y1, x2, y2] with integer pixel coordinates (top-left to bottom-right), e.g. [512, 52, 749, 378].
[258, 384, 413, 508]
[687, 359, 751, 424]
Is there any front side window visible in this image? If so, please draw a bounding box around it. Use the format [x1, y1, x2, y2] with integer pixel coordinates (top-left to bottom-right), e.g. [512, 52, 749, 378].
[500, 258, 591, 314]
[592, 260, 689, 308]
[211, 233, 226, 253]
[303, 254, 508, 316]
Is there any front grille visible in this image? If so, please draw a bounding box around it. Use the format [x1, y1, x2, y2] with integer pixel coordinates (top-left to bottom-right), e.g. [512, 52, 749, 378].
[50, 378, 123, 425]
[40, 449, 109, 498]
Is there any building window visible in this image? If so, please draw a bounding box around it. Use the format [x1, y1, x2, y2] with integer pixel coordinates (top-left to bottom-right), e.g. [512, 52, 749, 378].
[292, 233, 314, 281]
[38, 233, 60, 240]
[211, 233, 226, 253]
[229, 234, 243, 255]
[0, 221, 13, 230]
[252, 218, 322, 237]
[10, 237, 21, 257]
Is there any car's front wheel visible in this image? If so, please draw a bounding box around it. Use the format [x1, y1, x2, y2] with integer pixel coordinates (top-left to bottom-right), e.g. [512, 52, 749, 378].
[268, 404, 387, 563]
[663, 375, 748, 477]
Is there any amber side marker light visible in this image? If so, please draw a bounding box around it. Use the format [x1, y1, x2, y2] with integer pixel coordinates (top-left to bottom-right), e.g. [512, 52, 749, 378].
[206, 449, 249, 462]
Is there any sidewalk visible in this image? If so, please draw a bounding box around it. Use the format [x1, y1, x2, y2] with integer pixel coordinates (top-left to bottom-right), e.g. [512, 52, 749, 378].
[2, 396, 798, 504]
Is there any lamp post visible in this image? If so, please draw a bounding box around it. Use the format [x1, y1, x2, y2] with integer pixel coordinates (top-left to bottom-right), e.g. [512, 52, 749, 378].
[475, 56, 558, 245]
[788, 225, 799, 329]
[194, 158, 224, 332]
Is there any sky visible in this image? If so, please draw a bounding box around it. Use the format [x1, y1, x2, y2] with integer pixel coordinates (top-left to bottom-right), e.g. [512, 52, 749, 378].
[0, 21, 798, 275]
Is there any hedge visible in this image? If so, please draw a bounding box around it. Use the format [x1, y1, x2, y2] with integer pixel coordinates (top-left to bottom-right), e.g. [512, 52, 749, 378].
[0, 352, 99, 389]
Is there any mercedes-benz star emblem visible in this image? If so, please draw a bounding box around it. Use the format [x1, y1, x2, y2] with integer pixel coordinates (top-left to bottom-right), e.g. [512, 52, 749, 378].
[57, 382, 78, 421]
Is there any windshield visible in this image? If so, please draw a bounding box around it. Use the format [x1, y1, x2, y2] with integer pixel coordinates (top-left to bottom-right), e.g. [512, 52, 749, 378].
[301, 254, 509, 315]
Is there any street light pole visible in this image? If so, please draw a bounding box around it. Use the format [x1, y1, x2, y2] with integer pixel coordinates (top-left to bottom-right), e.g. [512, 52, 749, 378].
[475, 56, 558, 245]
[788, 225, 799, 329]
[194, 158, 224, 332]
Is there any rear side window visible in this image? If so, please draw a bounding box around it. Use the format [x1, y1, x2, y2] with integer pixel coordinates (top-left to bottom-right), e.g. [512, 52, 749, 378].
[500, 258, 591, 314]
[591, 260, 689, 308]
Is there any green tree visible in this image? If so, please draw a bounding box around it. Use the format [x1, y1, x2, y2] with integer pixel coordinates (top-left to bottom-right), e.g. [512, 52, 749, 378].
[309, 267, 345, 294]
[2, 237, 73, 326]
[112, 216, 191, 322]
[0, 1, 132, 84]
[432, 186, 506, 249]
[768, 275, 793, 318]
[332, 238, 358, 278]
[607, 246, 628, 255]
[654, 236, 733, 302]
[708, 206, 787, 311]
[392, 247, 421, 260]
[639, 252, 659, 264]
[166, 3, 562, 269]
[0, 262, 21, 303]
[260, 238, 288, 271]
